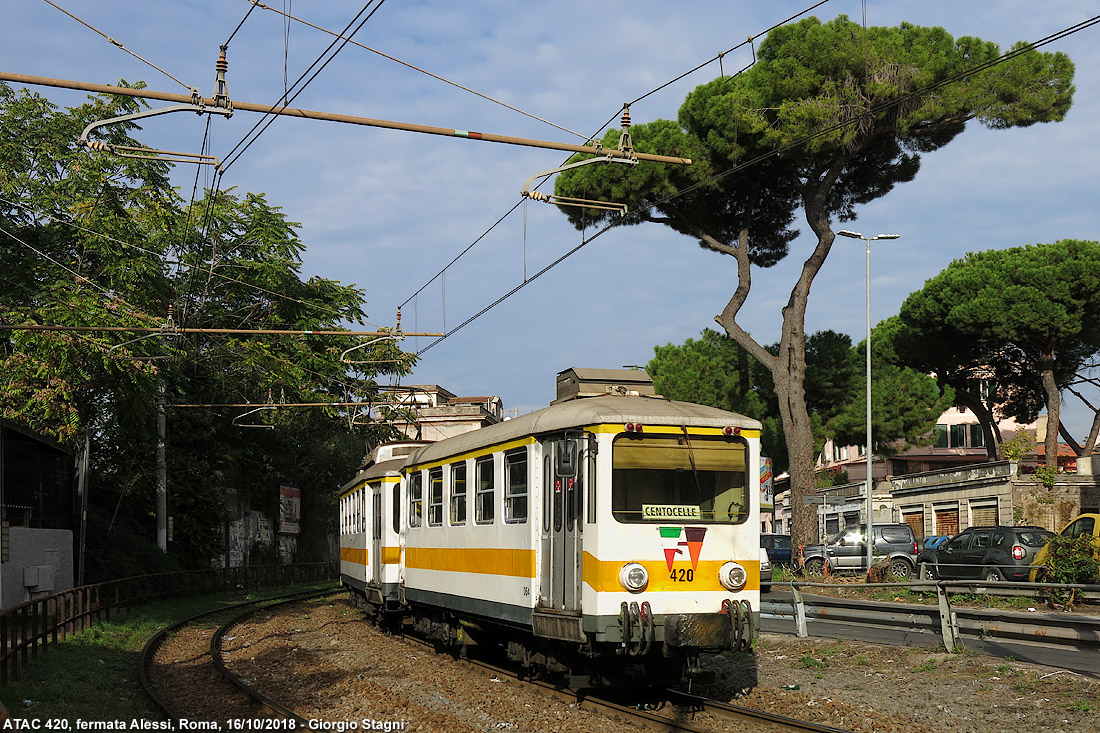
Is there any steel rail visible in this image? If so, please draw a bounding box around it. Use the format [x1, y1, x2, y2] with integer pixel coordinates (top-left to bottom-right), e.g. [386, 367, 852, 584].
[663, 688, 854, 733]
[396, 632, 715, 733]
[139, 586, 337, 721]
[0, 72, 692, 165]
[210, 590, 345, 722]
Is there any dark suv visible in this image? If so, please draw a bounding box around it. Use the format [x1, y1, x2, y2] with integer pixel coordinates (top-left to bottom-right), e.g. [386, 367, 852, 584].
[801, 524, 918, 579]
[921, 525, 1053, 582]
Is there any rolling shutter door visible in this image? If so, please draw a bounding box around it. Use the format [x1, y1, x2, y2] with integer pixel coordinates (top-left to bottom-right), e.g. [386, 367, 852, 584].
[969, 499, 998, 527]
[902, 510, 924, 540]
[934, 504, 959, 536]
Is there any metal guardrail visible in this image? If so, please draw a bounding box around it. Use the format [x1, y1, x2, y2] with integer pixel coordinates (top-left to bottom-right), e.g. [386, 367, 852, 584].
[764, 579, 1100, 653]
[0, 562, 337, 685]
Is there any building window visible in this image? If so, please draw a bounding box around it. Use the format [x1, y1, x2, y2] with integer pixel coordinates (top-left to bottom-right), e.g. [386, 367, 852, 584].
[950, 424, 966, 448]
[427, 467, 443, 526]
[475, 455, 494, 524]
[969, 424, 985, 448]
[933, 424, 949, 448]
[409, 472, 423, 528]
[504, 448, 528, 524]
[450, 462, 467, 525]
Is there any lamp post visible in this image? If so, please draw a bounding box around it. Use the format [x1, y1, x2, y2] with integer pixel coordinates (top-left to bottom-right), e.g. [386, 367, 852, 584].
[836, 229, 900, 573]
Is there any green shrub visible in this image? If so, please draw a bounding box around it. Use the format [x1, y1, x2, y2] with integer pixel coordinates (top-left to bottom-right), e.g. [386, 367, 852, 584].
[1040, 534, 1100, 608]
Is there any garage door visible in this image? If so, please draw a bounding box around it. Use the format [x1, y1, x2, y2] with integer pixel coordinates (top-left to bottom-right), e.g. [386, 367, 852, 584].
[934, 505, 959, 536]
[901, 510, 924, 539]
[969, 499, 998, 527]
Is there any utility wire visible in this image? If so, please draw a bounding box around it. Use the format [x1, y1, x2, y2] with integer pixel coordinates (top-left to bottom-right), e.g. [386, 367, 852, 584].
[0, 224, 158, 324]
[40, 0, 195, 91]
[415, 13, 1099, 355]
[398, 2, 826, 319]
[245, 0, 591, 142]
[0, 194, 384, 328]
[224, 0, 261, 47]
[220, 0, 386, 172]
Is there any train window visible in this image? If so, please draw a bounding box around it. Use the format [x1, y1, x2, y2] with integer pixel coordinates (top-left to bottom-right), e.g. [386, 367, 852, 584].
[428, 467, 444, 526]
[450, 462, 467, 525]
[409, 472, 423, 528]
[475, 455, 495, 524]
[504, 448, 528, 524]
[610, 434, 749, 524]
[587, 445, 597, 524]
[543, 456, 551, 533]
[372, 489, 382, 538]
[392, 484, 401, 533]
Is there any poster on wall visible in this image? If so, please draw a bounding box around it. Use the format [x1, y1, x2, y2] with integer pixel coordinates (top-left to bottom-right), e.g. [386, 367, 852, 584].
[760, 455, 774, 506]
[279, 485, 301, 534]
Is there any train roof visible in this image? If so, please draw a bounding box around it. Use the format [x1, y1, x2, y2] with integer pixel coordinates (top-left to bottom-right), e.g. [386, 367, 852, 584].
[406, 395, 760, 467]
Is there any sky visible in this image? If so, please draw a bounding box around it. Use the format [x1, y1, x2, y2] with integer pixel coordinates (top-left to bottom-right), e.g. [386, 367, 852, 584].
[3, 0, 1099, 440]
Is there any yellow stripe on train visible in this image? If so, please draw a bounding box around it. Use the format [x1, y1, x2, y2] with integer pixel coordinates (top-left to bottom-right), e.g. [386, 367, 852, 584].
[340, 546, 401, 566]
[405, 547, 536, 578]
[582, 552, 761, 592]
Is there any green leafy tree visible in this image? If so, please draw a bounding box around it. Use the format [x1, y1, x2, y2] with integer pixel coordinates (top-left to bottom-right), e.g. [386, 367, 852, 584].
[1, 81, 411, 576]
[825, 359, 954, 456]
[892, 240, 1100, 467]
[647, 328, 783, 469]
[555, 16, 1073, 543]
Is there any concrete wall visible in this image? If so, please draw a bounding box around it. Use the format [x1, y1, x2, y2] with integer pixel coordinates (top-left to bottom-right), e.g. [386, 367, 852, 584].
[1012, 476, 1100, 532]
[1, 528, 73, 608]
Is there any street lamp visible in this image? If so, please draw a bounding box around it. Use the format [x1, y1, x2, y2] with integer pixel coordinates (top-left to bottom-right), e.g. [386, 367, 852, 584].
[836, 229, 900, 573]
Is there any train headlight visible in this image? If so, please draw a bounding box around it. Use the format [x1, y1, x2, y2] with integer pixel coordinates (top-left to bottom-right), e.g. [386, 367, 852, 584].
[619, 562, 649, 592]
[718, 561, 748, 591]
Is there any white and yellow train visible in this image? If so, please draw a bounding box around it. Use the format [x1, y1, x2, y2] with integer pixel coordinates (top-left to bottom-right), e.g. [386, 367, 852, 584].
[339, 379, 761, 687]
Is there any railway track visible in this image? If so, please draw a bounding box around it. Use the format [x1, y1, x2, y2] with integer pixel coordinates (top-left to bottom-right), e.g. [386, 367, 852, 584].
[139, 586, 338, 722]
[141, 589, 851, 731]
[399, 622, 850, 732]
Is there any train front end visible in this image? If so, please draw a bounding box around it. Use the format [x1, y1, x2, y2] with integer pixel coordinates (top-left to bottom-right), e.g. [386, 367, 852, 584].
[577, 413, 761, 685]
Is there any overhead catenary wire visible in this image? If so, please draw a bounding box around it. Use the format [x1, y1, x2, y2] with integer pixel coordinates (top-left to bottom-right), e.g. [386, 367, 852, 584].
[395, 3, 828, 321]
[0, 324, 444, 336]
[219, 0, 387, 172]
[0, 194, 386, 328]
[244, 0, 592, 142]
[40, 0, 195, 92]
[413, 12, 1100, 355]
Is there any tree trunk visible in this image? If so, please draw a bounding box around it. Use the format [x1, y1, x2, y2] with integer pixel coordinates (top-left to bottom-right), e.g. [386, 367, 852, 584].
[710, 184, 839, 549]
[955, 389, 999, 461]
[1040, 355, 1060, 468]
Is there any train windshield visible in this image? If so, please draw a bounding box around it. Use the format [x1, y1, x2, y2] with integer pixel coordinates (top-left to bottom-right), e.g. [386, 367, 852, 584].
[611, 433, 748, 524]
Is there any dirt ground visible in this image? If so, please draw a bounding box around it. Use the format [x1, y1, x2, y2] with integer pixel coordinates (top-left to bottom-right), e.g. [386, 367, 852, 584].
[222, 596, 1099, 732]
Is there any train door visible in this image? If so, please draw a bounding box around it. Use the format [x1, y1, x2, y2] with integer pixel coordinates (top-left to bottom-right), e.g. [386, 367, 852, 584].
[541, 436, 582, 610]
[370, 483, 382, 585]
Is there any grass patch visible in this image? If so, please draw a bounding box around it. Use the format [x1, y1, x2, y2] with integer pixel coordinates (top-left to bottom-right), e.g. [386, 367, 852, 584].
[798, 654, 829, 670]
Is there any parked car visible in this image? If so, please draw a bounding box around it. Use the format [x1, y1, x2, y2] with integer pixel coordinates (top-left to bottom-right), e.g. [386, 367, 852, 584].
[920, 535, 950, 552]
[1028, 513, 1100, 582]
[922, 525, 1053, 582]
[761, 533, 793, 566]
[800, 523, 918, 579]
[760, 546, 773, 593]
[915, 535, 951, 578]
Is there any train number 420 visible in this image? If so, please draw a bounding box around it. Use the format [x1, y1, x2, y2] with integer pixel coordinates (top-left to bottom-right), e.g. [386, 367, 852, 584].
[669, 568, 694, 582]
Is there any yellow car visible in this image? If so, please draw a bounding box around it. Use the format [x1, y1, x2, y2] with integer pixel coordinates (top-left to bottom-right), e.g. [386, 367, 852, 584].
[1028, 513, 1100, 582]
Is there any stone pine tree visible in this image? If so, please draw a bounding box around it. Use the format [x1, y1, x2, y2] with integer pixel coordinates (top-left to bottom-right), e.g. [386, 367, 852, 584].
[554, 15, 1074, 544]
[892, 240, 1100, 468]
